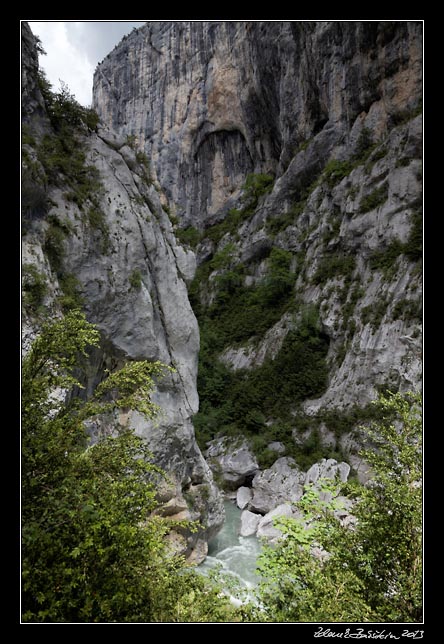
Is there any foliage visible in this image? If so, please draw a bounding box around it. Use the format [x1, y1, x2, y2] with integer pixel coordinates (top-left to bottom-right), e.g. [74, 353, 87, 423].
[86, 206, 110, 253]
[175, 225, 201, 249]
[129, 269, 143, 290]
[242, 173, 274, 208]
[369, 239, 404, 277]
[255, 391, 422, 623]
[32, 73, 104, 223]
[193, 247, 296, 350]
[22, 263, 48, 310]
[21, 311, 237, 622]
[202, 174, 274, 245]
[194, 308, 329, 448]
[38, 74, 100, 133]
[404, 209, 422, 262]
[369, 209, 422, 278]
[43, 220, 66, 274]
[312, 251, 356, 286]
[353, 127, 374, 161]
[391, 101, 422, 127]
[323, 159, 354, 188]
[58, 274, 84, 312]
[361, 298, 389, 331]
[392, 298, 422, 323]
[359, 182, 389, 213]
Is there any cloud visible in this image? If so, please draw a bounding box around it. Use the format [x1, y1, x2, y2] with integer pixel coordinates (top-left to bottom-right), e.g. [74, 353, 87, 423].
[27, 21, 146, 106]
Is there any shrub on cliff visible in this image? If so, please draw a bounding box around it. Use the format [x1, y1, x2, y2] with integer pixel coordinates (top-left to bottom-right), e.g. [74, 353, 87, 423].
[21, 311, 239, 622]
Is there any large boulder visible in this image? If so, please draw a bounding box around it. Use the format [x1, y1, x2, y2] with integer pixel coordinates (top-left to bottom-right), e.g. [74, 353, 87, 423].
[304, 458, 350, 486]
[236, 486, 253, 510]
[256, 503, 298, 541]
[248, 457, 305, 514]
[239, 510, 261, 537]
[205, 437, 259, 490]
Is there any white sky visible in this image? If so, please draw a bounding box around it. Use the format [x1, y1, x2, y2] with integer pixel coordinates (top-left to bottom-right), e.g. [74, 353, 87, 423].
[27, 21, 146, 106]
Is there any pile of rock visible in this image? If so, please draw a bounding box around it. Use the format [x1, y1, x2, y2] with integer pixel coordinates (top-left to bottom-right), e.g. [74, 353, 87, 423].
[205, 437, 356, 543]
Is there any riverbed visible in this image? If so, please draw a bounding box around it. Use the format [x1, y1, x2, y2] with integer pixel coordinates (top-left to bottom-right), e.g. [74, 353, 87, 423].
[198, 499, 262, 593]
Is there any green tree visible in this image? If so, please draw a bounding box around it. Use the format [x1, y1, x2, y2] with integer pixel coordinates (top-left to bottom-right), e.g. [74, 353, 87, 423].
[21, 311, 237, 622]
[255, 391, 422, 622]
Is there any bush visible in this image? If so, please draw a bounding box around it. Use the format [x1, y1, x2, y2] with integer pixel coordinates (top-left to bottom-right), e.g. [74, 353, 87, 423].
[175, 226, 201, 248]
[87, 206, 110, 253]
[323, 159, 354, 188]
[200, 248, 296, 348]
[369, 239, 404, 277]
[58, 273, 84, 312]
[193, 310, 329, 447]
[312, 252, 356, 286]
[22, 264, 48, 310]
[256, 395, 422, 622]
[359, 182, 388, 213]
[404, 210, 422, 262]
[129, 269, 142, 289]
[43, 222, 66, 274]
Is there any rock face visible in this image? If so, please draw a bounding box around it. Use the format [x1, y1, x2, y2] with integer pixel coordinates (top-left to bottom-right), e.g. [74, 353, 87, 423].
[93, 21, 422, 460]
[94, 22, 422, 231]
[21, 23, 224, 562]
[205, 437, 259, 489]
[249, 457, 306, 514]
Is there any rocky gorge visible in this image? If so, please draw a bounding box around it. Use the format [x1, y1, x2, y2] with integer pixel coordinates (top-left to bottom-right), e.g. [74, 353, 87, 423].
[22, 21, 422, 561]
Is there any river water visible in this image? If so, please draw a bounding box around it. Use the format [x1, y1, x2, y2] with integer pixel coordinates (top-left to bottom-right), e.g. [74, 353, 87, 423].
[198, 499, 262, 593]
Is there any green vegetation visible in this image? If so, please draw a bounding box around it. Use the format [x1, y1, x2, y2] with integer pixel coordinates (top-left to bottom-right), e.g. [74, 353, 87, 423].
[392, 298, 422, 323]
[21, 311, 243, 623]
[404, 209, 422, 262]
[191, 247, 296, 349]
[361, 298, 389, 331]
[38, 74, 99, 134]
[323, 159, 354, 188]
[242, 172, 274, 206]
[369, 208, 422, 278]
[194, 307, 329, 449]
[391, 101, 423, 127]
[255, 392, 422, 622]
[201, 173, 274, 245]
[22, 264, 48, 310]
[312, 251, 356, 287]
[43, 219, 66, 274]
[129, 269, 143, 290]
[359, 182, 389, 213]
[58, 273, 84, 312]
[87, 206, 110, 253]
[32, 73, 107, 260]
[175, 225, 201, 249]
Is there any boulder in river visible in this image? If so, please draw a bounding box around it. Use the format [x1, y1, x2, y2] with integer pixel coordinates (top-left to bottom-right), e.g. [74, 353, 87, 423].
[236, 486, 253, 510]
[240, 510, 261, 537]
[256, 503, 298, 541]
[248, 457, 305, 514]
[205, 437, 259, 490]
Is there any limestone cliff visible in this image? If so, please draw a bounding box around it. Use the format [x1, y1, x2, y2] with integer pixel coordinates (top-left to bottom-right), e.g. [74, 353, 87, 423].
[21, 22, 224, 563]
[93, 20, 422, 471]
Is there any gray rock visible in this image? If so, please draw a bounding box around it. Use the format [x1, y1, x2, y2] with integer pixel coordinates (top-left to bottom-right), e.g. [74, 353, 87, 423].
[21, 25, 225, 557]
[236, 486, 253, 510]
[267, 441, 286, 455]
[256, 503, 295, 541]
[240, 510, 261, 537]
[206, 437, 259, 489]
[249, 457, 305, 514]
[304, 459, 350, 487]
